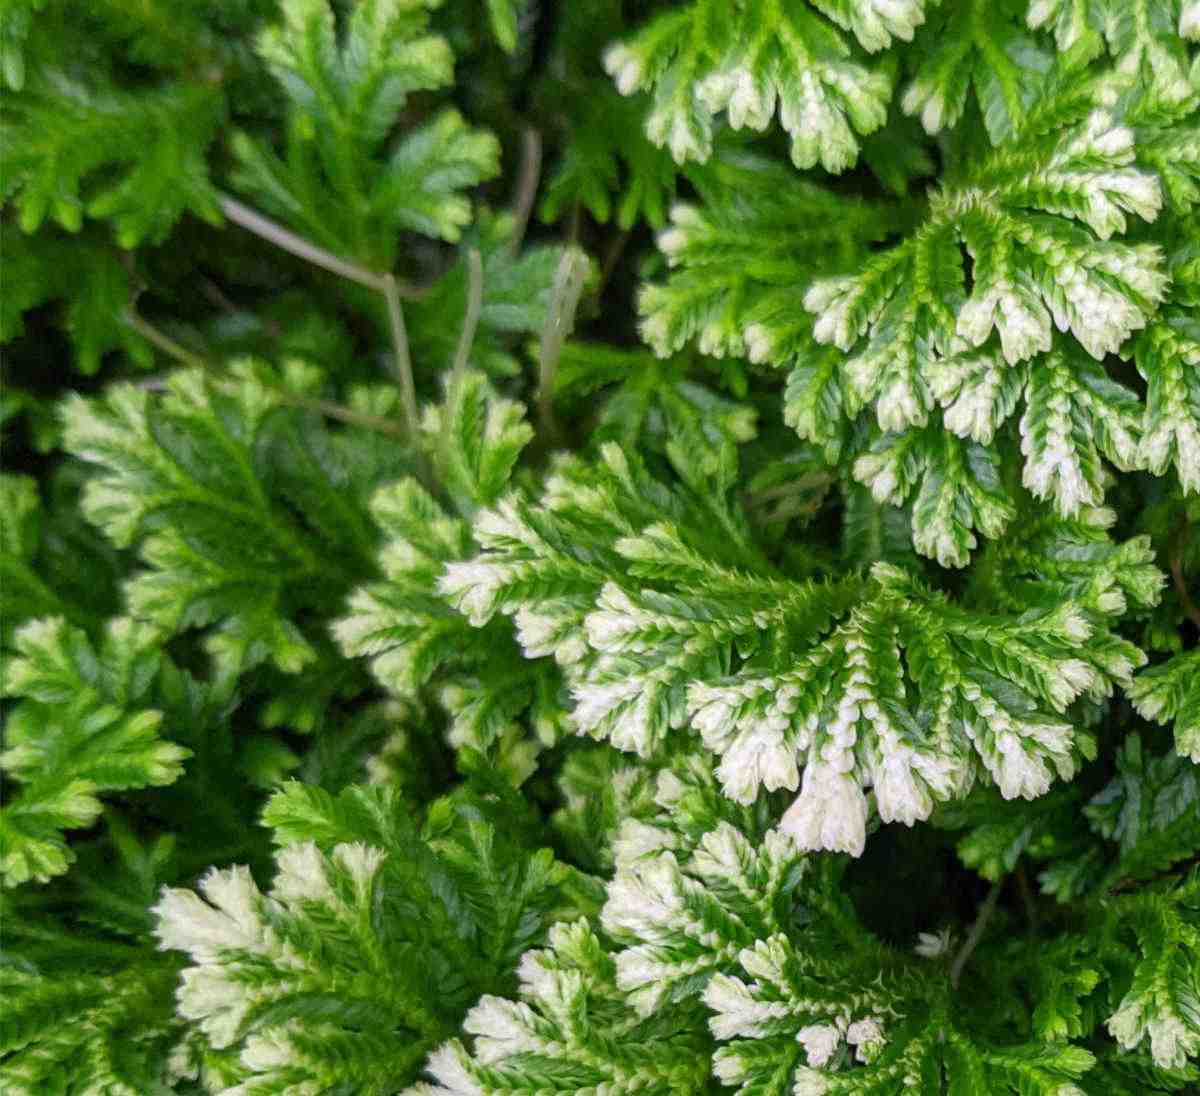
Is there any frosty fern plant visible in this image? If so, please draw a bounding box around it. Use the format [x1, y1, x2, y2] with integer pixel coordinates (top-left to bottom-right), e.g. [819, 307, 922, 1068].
[2, 1, 1200, 1094]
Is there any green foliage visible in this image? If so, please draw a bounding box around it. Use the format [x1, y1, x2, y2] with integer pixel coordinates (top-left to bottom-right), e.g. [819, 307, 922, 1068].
[61, 359, 408, 683]
[334, 371, 565, 780]
[441, 442, 1158, 853]
[2, 74, 221, 244]
[0, 231, 155, 374]
[4, 2, 1200, 1094]
[153, 780, 578, 1093]
[0, 840, 188, 1095]
[233, 0, 499, 265]
[1, 617, 188, 886]
[1132, 649, 1200, 762]
[413, 919, 712, 1096]
[901, 0, 1053, 144]
[603, 0, 912, 169]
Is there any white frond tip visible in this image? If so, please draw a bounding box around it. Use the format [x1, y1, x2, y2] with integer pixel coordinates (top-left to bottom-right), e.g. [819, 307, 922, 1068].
[1176, 726, 1200, 766]
[957, 280, 1051, 364]
[601, 854, 687, 942]
[584, 583, 648, 651]
[1108, 996, 1200, 1070]
[438, 560, 509, 626]
[847, 0, 926, 52]
[704, 973, 792, 1040]
[871, 747, 954, 827]
[804, 277, 863, 351]
[712, 1047, 750, 1086]
[463, 996, 543, 1063]
[176, 967, 253, 1048]
[965, 689, 1077, 800]
[1182, 2, 1200, 40]
[715, 722, 801, 805]
[697, 66, 774, 132]
[797, 1023, 844, 1068]
[239, 1029, 297, 1071]
[573, 675, 660, 755]
[271, 842, 332, 905]
[514, 606, 587, 664]
[603, 43, 646, 95]
[657, 204, 703, 262]
[332, 841, 386, 897]
[646, 101, 712, 165]
[743, 322, 776, 364]
[615, 948, 687, 1017]
[612, 818, 677, 867]
[153, 865, 269, 962]
[901, 78, 951, 135]
[425, 1043, 485, 1096]
[779, 760, 868, 856]
[914, 927, 953, 959]
[793, 1068, 832, 1096]
[846, 1017, 886, 1062]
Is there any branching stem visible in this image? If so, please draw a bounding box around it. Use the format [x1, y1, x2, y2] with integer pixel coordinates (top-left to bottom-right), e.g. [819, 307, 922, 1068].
[215, 191, 425, 456]
[438, 247, 485, 485]
[381, 272, 421, 447]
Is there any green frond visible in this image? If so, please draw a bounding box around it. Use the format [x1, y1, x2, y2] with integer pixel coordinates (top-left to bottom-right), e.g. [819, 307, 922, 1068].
[1, 73, 221, 245]
[0, 961, 185, 1094]
[155, 780, 575, 1092]
[61, 360, 408, 683]
[605, 0, 912, 169]
[638, 152, 900, 361]
[902, 0, 1053, 143]
[1086, 735, 1200, 886]
[0, 230, 153, 374]
[231, 0, 497, 266]
[411, 920, 712, 1096]
[1102, 869, 1200, 1069]
[1130, 649, 1200, 762]
[443, 444, 1149, 854]
[407, 212, 579, 380]
[1, 617, 188, 886]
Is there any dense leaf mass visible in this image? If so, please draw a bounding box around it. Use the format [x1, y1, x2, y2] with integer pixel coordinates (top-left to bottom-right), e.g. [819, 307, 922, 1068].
[1, 2, 1198, 1094]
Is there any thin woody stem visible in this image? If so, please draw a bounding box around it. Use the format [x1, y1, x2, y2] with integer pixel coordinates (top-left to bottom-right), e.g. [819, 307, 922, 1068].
[217, 193, 387, 293]
[950, 880, 1002, 989]
[447, 247, 484, 398]
[381, 272, 421, 448]
[537, 247, 587, 441]
[216, 191, 425, 456]
[122, 311, 410, 441]
[123, 311, 207, 369]
[509, 127, 542, 255]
